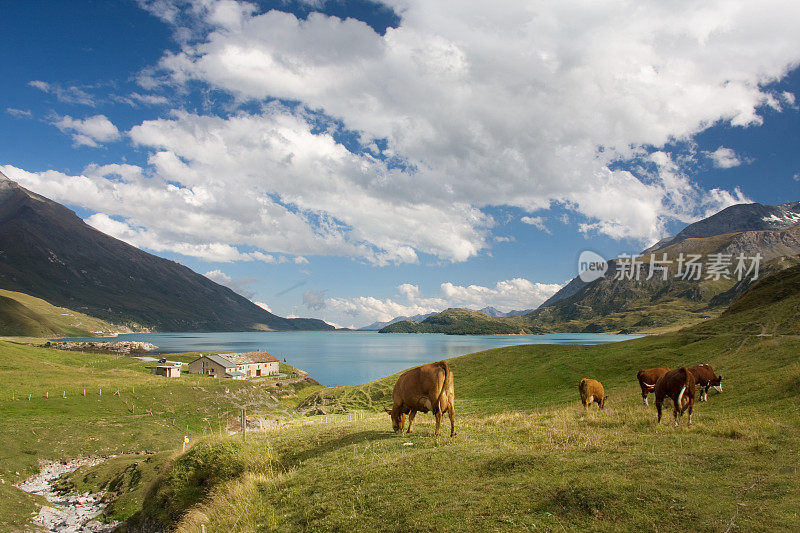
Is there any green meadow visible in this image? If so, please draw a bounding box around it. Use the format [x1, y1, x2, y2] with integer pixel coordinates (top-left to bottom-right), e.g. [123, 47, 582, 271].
[0, 341, 314, 530]
[2, 264, 799, 531]
[121, 331, 799, 532]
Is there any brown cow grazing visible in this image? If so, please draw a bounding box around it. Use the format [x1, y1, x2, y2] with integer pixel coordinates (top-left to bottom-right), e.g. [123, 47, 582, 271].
[578, 378, 607, 411]
[689, 364, 723, 402]
[385, 361, 455, 437]
[637, 367, 670, 405]
[654, 367, 696, 426]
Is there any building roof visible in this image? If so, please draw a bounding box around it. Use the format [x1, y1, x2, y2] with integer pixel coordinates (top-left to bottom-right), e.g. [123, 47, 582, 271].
[235, 351, 280, 364]
[226, 371, 245, 377]
[205, 354, 237, 368]
[189, 351, 279, 367]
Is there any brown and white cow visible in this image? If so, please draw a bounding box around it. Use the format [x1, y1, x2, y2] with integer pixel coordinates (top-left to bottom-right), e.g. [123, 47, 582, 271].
[688, 364, 723, 402]
[636, 367, 670, 405]
[654, 367, 696, 426]
[578, 378, 607, 411]
[385, 361, 455, 437]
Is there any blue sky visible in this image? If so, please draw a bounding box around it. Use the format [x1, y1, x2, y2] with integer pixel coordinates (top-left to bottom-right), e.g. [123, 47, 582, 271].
[2, 0, 800, 328]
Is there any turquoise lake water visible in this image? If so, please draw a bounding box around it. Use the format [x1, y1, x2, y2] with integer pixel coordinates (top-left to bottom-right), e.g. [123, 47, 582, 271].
[66, 331, 643, 386]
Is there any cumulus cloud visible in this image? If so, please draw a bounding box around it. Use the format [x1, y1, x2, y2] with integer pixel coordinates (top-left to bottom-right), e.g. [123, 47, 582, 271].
[322, 279, 562, 327]
[10, 0, 800, 262]
[705, 147, 745, 169]
[146, 0, 799, 245]
[29, 80, 95, 106]
[52, 115, 120, 147]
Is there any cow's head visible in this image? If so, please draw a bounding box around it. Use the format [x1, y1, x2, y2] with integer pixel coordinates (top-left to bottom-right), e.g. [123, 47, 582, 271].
[712, 375, 723, 393]
[385, 407, 405, 434]
[600, 394, 608, 409]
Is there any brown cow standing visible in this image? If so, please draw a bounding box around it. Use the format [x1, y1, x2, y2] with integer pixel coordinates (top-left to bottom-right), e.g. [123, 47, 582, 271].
[385, 361, 455, 437]
[578, 378, 607, 411]
[689, 364, 723, 402]
[654, 367, 696, 426]
[636, 367, 670, 405]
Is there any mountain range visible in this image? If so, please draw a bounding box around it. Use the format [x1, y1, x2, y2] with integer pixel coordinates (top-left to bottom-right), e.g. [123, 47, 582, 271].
[540, 200, 800, 309]
[0, 172, 333, 333]
[382, 200, 800, 334]
[358, 312, 437, 331]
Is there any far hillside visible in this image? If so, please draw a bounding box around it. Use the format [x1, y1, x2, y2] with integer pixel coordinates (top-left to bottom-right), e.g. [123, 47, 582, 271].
[0, 289, 123, 337]
[384, 224, 800, 335]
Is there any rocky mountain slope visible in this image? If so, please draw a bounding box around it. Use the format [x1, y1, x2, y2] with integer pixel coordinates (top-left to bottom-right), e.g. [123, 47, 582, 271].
[0, 172, 332, 332]
[542, 200, 800, 308]
[384, 207, 800, 334]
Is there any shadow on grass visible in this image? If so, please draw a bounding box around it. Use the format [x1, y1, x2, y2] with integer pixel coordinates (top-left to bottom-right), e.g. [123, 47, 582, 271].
[276, 429, 398, 471]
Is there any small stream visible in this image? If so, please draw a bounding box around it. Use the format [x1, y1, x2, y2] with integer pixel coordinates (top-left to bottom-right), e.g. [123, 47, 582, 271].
[16, 457, 120, 532]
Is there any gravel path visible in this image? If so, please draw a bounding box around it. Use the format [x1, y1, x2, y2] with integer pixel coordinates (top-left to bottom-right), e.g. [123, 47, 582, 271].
[16, 457, 120, 532]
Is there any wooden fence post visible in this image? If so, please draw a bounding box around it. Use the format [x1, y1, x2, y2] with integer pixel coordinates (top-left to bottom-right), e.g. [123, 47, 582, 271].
[241, 408, 247, 440]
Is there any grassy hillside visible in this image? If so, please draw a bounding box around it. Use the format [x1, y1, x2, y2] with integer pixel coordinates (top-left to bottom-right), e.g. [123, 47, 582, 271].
[381, 308, 543, 334]
[86, 267, 800, 532]
[0, 340, 319, 530]
[691, 261, 800, 336]
[9, 267, 800, 531]
[0, 289, 122, 337]
[116, 331, 800, 532]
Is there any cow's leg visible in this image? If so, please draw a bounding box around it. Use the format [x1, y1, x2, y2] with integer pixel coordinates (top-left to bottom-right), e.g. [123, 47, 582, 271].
[406, 410, 417, 434]
[434, 410, 443, 436]
[687, 400, 693, 426]
[643, 393, 649, 406]
[585, 395, 593, 412]
[703, 387, 709, 402]
[656, 399, 663, 422]
[448, 405, 455, 437]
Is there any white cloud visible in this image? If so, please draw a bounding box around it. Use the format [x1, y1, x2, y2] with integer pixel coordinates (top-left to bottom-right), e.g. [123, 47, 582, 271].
[705, 146, 744, 169]
[6, 108, 32, 119]
[29, 80, 95, 106]
[115, 92, 171, 106]
[322, 278, 562, 327]
[520, 216, 550, 233]
[254, 301, 272, 312]
[145, 0, 798, 246]
[203, 269, 260, 298]
[52, 115, 120, 147]
[10, 0, 800, 263]
[302, 289, 327, 311]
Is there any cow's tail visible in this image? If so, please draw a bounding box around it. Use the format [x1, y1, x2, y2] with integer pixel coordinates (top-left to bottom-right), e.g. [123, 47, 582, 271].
[676, 366, 691, 410]
[676, 385, 687, 410]
[433, 361, 450, 415]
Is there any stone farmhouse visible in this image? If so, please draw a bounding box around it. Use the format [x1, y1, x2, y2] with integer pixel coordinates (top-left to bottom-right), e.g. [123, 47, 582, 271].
[187, 351, 280, 379]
